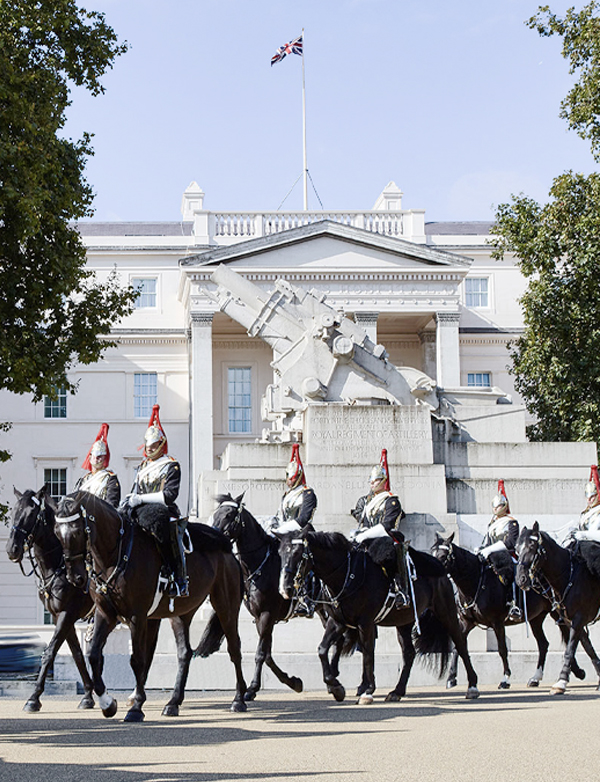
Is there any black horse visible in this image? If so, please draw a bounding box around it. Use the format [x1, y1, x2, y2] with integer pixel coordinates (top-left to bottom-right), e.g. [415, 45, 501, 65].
[6, 487, 95, 712]
[54, 491, 248, 721]
[211, 493, 349, 701]
[276, 527, 480, 702]
[516, 522, 600, 694]
[431, 531, 587, 689]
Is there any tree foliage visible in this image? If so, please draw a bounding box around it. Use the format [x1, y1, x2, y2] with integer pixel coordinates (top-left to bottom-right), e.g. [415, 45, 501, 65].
[492, 2, 600, 442]
[0, 1, 135, 403]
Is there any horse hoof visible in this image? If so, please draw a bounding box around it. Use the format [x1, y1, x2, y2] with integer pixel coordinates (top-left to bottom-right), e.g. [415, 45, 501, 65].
[243, 690, 257, 702]
[357, 693, 374, 705]
[230, 700, 247, 713]
[328, 684, 346, 702]
[498, 681, 511, 690]
[23, 700, 41, 713]
[102, 699, 118, 718]
[290, 677, 303, 693]
[527, 679, 540, 688]
[465, 687, 480, 700]
[77, 696, 95, 710]
[124, 709, 145, 722]
[385, 692, 402, 702]
[162, 704, 179, 717]
[446, 678, 457, 689]
[550, 685, 567, 695]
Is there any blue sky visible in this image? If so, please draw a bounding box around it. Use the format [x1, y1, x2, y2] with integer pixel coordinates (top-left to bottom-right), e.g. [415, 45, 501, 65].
[65, 0, 597, 223]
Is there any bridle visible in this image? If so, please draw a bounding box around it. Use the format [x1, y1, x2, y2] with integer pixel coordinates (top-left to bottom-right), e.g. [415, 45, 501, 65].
[55, 502, 133, 596]
[433, 540, 455, 568]
[520, 530, 574, 615]
[11, 494, 49, 578]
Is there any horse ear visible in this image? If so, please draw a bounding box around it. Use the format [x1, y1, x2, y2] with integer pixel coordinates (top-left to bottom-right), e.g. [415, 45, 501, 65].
[434, 532, 442, 543]
[532, 520, 539, 534]
[13, 486, 22, 499]
[235, 492, 245, 505]
[448, 531, 455, 543]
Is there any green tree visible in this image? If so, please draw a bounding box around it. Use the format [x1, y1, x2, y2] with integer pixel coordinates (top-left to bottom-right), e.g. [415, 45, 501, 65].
[0, 1, 136, 519]
[491, 2, 600, 442]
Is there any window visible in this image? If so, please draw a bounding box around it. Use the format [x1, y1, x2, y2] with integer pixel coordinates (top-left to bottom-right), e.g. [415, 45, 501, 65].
[465, 278, 489, 308]
[468, 372, 491, 388]
[44, 388, 67, 418]
[134, 373, 157, 418]
[132, 278, 157, 308]
[44, 468, 67, 502]
[228, 367, 252, 433]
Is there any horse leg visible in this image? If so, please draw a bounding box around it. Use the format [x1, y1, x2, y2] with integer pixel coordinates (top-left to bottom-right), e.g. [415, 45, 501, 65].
[555, 619, 586, 680]
[494, 623, 512, 690]
[435, 585, 479, 699]
[23, 611, 72, 713]
[162, 616, 191, 716]
[318, 617, 347, 702]
[209, 570, 248, 713]
[65, 624, 95, 709]
[249, 613, 302, 700]
[526, 614, 549, 687]
[356, 625, 376, 705]
[446, 619, 473, 689]
[385, 624, 415, 702]
[577, 627, 600, 689]
[87, 611, 118, 718]
[123, 615, 150, 722]
[551, 623, 583, 694]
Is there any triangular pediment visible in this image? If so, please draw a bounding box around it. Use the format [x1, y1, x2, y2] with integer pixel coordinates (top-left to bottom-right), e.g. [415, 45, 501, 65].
[180, 220, 472, 272]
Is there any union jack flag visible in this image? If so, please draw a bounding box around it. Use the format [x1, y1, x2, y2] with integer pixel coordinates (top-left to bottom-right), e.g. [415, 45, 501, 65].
[271, 35, 303, 66]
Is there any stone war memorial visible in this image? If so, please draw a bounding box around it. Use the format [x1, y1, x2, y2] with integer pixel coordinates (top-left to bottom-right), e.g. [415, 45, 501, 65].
[199, 265, 595, 549]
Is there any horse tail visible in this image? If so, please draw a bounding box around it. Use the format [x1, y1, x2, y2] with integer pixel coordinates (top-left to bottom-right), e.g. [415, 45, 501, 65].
[340, 628, 360, 657]
[193, 610, 225, 658]
[413, 609, 451, 678]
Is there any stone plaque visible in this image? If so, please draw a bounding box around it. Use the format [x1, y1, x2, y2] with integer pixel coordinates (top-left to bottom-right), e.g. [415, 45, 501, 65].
[304, 404, 433, 466]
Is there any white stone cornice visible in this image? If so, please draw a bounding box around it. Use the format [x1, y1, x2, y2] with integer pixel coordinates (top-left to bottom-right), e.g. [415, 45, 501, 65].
[190, 312, 214, 327]
[187, 270, 466, 283]
[213, 340, 270, 350]
[435, 312, 461, 327]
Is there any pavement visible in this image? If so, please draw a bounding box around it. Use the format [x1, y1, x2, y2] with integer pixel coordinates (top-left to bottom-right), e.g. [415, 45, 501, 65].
[0, 683, 599, 782]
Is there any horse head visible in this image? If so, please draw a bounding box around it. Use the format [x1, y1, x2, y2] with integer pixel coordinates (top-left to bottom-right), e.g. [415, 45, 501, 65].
[53, 495, 90, 591]
[7, 486, 53, 563]
[430, 531, 455, 566]
[211, 493, 245, 541]
[515, 521, 543, 591]
[272, 524, 309, 600]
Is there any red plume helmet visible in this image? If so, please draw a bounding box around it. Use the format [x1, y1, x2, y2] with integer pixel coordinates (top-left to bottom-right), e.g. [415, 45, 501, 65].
[82, 423, 110, 471]
[497, 479, 510, 513]
[590, 465, 600, 496]
[144, 404, 167, 457]
[380, 448, 390, 491]
[286, 443, 306, 487]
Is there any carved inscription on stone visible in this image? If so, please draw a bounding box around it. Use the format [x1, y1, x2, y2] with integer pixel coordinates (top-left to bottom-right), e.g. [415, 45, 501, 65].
[305, 404, 433, 466]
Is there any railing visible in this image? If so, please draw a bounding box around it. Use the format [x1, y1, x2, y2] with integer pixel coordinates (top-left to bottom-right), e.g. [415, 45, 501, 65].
[210, 210, 406, 242]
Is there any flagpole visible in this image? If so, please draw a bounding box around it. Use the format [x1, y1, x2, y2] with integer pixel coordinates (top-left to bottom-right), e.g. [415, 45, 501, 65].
[301, 27, 308, 211]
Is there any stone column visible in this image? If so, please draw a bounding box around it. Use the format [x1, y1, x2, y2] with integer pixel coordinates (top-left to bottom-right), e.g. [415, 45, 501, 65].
[418, 329, 437, 380]
[189, 312, 214, 516]
[435, 312, 461, 388]
[354, 311, 379, 344]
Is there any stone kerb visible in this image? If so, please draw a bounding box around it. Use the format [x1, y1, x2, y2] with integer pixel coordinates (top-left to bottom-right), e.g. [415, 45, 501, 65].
[304, 404, 434, 466]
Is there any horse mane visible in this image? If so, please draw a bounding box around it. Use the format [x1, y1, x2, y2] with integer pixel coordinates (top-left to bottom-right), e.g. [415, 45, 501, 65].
[306, 530, 352, 552]
[74, 491, 122, 522]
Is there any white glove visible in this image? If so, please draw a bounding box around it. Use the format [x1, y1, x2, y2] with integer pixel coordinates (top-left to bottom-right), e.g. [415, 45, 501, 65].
[128, 494, 142, 508]
[355, 524, 388, 544]
[129, 491, 165, 508]
[273, 519, 302, 535]
[479, 540, 507, 559]
[348, 529, 359, 541]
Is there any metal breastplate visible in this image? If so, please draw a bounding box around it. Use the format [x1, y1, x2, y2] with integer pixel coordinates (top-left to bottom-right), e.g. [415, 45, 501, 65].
[135, 456, 174, 494]
[580, 504, 600, 532]
[281, 486, 305, 521]
[79, 470, 112, 499]
[362, 491, 391, 527]
[487, 515, 512, 543]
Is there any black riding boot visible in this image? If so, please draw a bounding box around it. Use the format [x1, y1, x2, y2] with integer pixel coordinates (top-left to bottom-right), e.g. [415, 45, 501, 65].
[169, 518, 189, 597]
[393, 541, 410, 608]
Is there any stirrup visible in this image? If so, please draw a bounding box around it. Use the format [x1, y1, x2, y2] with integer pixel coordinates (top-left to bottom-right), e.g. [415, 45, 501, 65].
[394, 590, 409, 609]
[168, 578, 189, 598]
[507, 603, 522, 621]
[294, 600, 314, 618]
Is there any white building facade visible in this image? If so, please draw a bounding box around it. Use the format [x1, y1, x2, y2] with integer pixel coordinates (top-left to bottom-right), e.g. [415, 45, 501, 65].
[0, 181, 574, 626]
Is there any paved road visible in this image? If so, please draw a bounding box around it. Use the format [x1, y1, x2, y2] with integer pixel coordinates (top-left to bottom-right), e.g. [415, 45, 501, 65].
[0, 683, 599, 782]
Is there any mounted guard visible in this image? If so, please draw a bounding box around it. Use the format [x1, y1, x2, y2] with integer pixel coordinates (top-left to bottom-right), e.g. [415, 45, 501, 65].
[74, 423, 121, 507]
[572, 465, 600, 543]
[477, 480, 521, 621]
[349, 449, 410, 608]
[272, 444, 317, 616]
[121, 404, 189, 597]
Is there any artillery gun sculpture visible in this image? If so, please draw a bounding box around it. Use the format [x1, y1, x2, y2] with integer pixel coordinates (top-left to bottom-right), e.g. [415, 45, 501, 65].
[207, 265, 438, 441]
